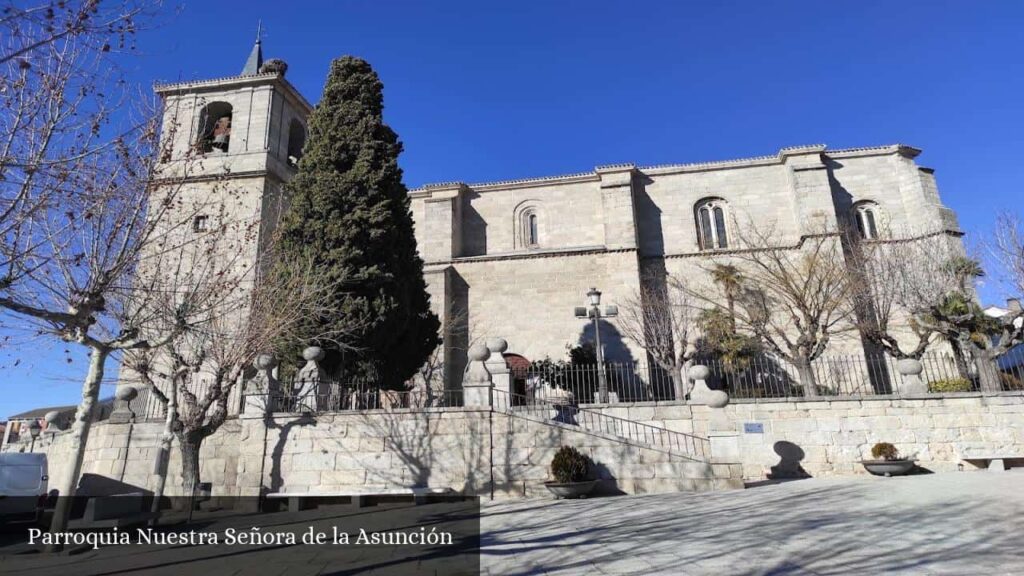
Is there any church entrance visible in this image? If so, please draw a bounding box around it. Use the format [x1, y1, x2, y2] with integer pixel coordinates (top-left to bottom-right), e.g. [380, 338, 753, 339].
[503, 353, 530, 404]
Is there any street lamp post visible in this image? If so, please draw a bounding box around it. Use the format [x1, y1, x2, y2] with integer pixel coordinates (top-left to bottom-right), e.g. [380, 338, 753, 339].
[27, 420, 41, 452]
[575, 287, 618, 403]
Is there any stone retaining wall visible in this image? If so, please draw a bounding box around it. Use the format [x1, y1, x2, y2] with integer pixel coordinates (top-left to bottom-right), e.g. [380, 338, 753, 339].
[236, 408, 741, 499]
[15, 407, 741, 500]
[586, 393, 1024, 479]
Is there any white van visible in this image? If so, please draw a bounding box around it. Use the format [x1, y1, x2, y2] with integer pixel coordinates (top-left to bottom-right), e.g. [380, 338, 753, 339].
[0, 453, 49, 523]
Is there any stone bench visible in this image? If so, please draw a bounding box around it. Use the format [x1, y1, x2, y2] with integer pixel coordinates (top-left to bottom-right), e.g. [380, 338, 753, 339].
[960, 454, 1023, 471]
[68, 492, 159, 528]
[266, 487, 455, 511]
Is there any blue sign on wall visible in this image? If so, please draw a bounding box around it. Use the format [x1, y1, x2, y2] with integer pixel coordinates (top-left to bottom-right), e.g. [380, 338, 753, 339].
[743, 422, 764, 434]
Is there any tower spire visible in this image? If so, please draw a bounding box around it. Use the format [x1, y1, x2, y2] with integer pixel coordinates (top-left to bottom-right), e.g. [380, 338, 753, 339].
[241, 21, 264, 76]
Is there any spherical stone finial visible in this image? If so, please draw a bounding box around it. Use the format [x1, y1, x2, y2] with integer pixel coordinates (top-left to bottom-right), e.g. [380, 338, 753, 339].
[707, 390, 730, 408]
[468, 343, 491, 362]
[115, 386, 139, 402]
[687, 364, 711, 381]
[896, 358, 923, 376]
[486, 337, 508, 355]
[254, 354, 277, 370]
[302, 346, 325, 362]
[44, 410, 62, 425]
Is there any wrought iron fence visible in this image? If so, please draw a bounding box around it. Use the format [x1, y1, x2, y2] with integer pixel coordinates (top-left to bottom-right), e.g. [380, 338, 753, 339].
[266, 378, 464, 413]
[126, 380, 236, 422]
[513, 349, 1024, 405]
[703, 351, 1024, 399]
[513, 361, 679, 405]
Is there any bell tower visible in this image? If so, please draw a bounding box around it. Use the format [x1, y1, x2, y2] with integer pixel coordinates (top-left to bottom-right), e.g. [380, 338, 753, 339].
[111, 34, 313, 415]
[152, 32, 312, 256]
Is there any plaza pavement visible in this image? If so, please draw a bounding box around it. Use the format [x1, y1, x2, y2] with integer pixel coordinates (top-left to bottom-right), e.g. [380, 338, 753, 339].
[480, 471, 1024, 575]
[0, 472, 1019, 575]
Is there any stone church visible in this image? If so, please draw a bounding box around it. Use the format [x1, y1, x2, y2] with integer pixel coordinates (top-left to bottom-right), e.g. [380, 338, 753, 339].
[148, 39, 964, 392]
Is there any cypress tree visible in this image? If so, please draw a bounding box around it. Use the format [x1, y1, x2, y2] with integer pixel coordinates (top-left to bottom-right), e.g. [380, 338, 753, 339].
[275, 56, 440, 389]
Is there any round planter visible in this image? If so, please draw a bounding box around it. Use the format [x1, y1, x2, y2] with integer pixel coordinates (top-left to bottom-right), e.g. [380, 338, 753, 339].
[861, 459, 916, 477]
[544, 480, 599, 499]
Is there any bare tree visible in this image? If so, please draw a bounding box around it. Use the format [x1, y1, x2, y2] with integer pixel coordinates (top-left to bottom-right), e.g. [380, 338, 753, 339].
[0, 1, 228, 543]
[852, 226, 1021, 390]
[848, 231, 967, 360]
[990, 211, 1024, 303]
[693, 223, 857, 396]
[964, 211, 1024, 391]
[617, 272, 695, 400]
[1, 1, 155, 272]
[124, 252, 350, 501]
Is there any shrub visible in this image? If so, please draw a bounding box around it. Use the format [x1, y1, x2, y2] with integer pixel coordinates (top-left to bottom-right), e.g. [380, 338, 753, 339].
[1000, 372, 1024, 391]
[870, 442, 900, 461]
[927, 377, 973, 393]
[550, 446, 590, 483]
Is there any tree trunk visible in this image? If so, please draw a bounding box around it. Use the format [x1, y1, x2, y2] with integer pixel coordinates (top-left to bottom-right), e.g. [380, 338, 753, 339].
[794, 356, 818, 397]
[949, 336, 973, 380]
[48, 346, 109, 548]
[670, 363, 688, 401]
[150, 378, 178, 524]
[975, 353, 1003, 392]
[179, 434, 202, 504]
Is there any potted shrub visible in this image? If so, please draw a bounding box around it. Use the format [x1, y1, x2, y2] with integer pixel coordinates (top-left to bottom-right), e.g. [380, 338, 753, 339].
[861, 442, 916, 477]
[544, 446, 599, 499]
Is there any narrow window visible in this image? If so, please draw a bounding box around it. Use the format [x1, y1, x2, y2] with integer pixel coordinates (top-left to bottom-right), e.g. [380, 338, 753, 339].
[527, 213, 538, 246]
[193, 215, 209, 232]
[287, 119, 306, 167]
[713, 206, 728, 248]
[853, 202, 881, 240]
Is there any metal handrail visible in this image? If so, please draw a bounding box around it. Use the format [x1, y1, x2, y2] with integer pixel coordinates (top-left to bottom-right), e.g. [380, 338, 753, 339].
[491, 388, 711, 462]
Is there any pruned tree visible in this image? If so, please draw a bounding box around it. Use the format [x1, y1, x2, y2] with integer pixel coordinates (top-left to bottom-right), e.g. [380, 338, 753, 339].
[851, 226, 1021, 390]
[0, 1, 234, 541]
[0, 100, 238, 542]
[617, 272, 696, 400]
[123, 251, 351, 501]
[847, 231, 967, 360]
[692, 222, 857, 396]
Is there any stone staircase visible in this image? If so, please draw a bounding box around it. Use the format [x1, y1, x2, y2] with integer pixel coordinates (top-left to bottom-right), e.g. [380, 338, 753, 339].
[491, 389, 712, 462]
[490, 389, 743, 494]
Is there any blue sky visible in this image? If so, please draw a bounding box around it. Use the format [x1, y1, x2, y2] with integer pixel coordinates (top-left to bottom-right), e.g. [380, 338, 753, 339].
[3, 0, 1022, 416]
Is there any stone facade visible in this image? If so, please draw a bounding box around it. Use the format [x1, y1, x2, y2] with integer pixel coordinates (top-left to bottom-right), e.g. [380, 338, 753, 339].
[410, 145, 964, 386]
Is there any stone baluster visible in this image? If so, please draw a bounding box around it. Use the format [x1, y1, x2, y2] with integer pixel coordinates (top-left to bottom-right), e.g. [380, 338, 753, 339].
[463, 343, 493, 407]
[485, 338, 511, 398]
[294, 346, 327, 413]
[244, 354, 279, 416]
[896, 358, 926, 396]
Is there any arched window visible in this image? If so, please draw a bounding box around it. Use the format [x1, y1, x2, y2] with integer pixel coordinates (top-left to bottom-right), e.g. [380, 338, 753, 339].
[695, 198, 729, 250]
[196, 101, 233, 154]
[286, 119, 306, 167]
[853, 201, 881, 240]
[514, 201, 543, 249]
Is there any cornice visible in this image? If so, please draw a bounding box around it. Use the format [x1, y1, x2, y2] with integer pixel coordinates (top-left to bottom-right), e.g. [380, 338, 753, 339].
[155, 73, 313, 114]
[424, 245, 635, 266]
[410, 144, 921, 195]
[643, 228, 962, 261]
